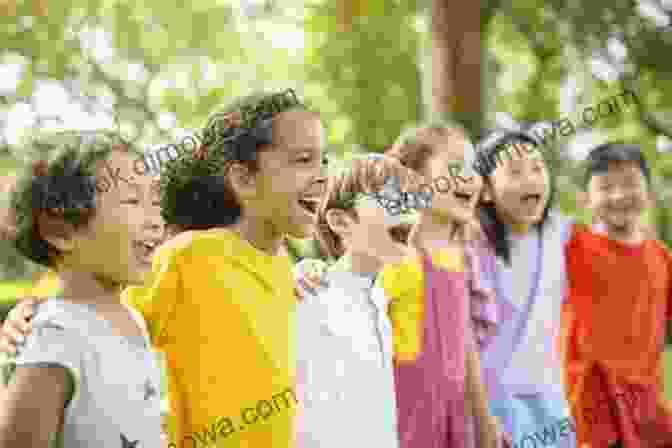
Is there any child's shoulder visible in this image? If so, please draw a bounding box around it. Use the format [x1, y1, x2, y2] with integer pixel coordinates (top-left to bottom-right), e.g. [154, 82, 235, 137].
[30, 298, 96, 335]
[156, 228, 241, 260]
[645, 238, 672, 261]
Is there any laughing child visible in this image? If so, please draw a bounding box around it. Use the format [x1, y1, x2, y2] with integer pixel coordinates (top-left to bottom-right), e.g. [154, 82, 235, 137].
[0, 130, 163, 447]
[563, 142, 672, 448]
[131, 89, 326, 448]
[294, 155, 416, 447]
[384, 124, 503, 448]
[474, 129, 576, 448]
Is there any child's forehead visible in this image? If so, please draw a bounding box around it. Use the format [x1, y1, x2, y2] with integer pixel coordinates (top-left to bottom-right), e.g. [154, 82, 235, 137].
[499, 144, 544, 166]
[271, 110, 324, 145]
[589, 160, 646, 182]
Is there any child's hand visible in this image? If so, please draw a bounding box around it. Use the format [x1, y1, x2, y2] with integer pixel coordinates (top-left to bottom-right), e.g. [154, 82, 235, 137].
[293, 259, 329, 300]
[295, 272, 326, 300]
[0, 298, 41, 355]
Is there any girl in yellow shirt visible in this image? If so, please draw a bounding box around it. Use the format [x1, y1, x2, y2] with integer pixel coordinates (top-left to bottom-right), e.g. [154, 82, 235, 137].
[132, 89, 327, 448]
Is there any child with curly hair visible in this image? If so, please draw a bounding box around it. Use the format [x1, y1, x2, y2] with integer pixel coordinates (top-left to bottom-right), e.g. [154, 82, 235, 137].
[127, 89, 327, 448]
[0, 130, 164, 448]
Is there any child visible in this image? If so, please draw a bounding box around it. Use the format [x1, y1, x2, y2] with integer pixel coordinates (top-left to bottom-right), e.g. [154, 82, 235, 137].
[383, 124, 503, 448]
[474, 129, 576, 448]
[126, 89, 327, 448]
[563, 142, 672, 448]
[0, 130, 163, 447]
[0, 90, 327, 448]
[294, 155, 415, 447]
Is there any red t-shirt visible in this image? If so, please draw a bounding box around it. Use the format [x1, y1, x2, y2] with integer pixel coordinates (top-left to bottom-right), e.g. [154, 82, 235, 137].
[563, 225, 672, 447]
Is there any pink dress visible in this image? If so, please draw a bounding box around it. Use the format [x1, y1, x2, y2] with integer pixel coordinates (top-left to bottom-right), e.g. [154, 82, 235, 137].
[392, 243, 501, 448]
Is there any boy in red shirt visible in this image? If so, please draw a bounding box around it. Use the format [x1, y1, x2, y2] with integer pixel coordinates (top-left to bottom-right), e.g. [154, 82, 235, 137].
[564, 142, 672, 448]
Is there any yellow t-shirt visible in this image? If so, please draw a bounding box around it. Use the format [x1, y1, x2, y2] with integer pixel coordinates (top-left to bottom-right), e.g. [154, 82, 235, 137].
[380, 247, 463, 362]
[125, 229, 297, 448]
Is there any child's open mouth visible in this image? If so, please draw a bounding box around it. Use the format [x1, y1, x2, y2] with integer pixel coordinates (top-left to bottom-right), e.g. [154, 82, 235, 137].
[522, 193, 542, 207]
[298, 197, 319, 216]
[133, 240, 158, 264]
[453, 191, 473, 205]
[387, 223, 411, 244]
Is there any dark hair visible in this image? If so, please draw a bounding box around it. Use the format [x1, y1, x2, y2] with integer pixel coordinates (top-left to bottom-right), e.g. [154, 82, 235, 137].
[159, 89, 308, 230]
[475, 129, 556, 264]
[583, 142, 650, 187]
[0, 130, 136, 267]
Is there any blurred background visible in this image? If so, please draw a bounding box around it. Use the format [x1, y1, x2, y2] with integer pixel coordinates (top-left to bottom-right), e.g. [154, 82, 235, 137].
[1, 0, 671, 333]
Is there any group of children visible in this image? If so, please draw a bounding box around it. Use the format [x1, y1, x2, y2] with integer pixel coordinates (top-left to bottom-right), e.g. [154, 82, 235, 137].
[0, 88, 670, 448]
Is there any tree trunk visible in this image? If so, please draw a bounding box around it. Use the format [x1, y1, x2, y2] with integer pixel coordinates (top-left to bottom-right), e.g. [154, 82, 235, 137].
[430, 0, 483, 138]
[336, 0, 365, 32]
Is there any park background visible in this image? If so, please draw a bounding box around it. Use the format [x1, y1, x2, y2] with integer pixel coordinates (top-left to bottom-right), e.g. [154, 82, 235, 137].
[1, 0, 672, 403]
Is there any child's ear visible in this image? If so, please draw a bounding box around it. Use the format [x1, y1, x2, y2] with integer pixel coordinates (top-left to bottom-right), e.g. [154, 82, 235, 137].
[325, 209, 354, 237]
[43, 234, 76, 253]
[227, 163, 257, 199]
[40, 219, 77, 254]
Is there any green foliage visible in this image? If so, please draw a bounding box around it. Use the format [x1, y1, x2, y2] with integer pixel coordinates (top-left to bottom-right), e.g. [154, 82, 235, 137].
[303, 1, 423, 153]
[2, 0, 672, 274]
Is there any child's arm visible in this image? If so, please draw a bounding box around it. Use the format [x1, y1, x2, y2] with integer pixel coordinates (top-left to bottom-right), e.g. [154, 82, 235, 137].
[0, 364, 71, 447]
[466, 344, 500, 448]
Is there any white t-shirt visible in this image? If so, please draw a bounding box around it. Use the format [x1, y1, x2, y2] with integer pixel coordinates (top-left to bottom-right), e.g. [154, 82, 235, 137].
[295, 262, 399, 448]
[7, 298, 162, 448]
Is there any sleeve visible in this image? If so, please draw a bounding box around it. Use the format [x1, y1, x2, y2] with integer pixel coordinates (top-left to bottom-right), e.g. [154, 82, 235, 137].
[130, 244, 183, 349]
[379, 257, 424, 362]
[666, 247, 672, 322]
[11, 323, 82, 407]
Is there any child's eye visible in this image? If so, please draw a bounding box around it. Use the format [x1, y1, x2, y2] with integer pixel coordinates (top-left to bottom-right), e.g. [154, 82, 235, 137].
[121, 199, 140, 205]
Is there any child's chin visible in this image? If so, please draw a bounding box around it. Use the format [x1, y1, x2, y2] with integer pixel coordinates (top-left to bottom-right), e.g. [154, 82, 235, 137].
[605, 215, 638, 231]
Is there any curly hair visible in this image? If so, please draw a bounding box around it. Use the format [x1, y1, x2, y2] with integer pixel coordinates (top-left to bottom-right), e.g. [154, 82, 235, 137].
[0, 130, 139, 267]
[159, 89, 308, 230]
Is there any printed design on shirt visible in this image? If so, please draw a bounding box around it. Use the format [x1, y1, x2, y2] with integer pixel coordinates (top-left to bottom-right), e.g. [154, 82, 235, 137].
[121, 433, 139, 447]
[143, 378, 157, 401]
